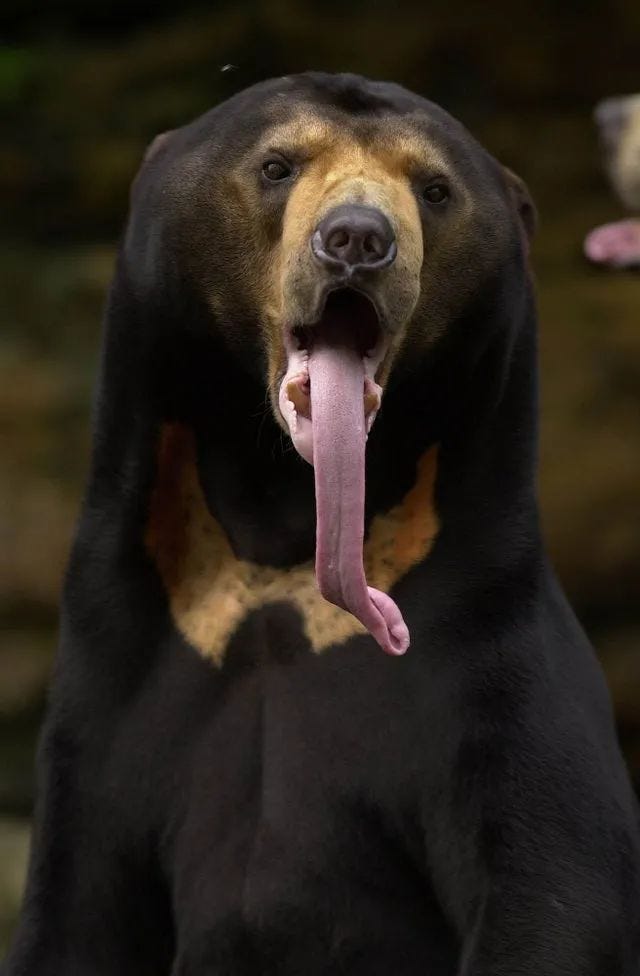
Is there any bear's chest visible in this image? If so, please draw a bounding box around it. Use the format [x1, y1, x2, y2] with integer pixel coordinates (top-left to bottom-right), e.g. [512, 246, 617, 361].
[155, 643, 457, 975]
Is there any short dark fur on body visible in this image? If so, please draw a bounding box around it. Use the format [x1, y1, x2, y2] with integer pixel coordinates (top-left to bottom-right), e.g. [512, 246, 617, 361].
[4, 73, 640, 975]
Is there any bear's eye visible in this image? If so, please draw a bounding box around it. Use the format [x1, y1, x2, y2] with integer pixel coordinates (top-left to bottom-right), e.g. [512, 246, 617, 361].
[262, 158, 293, 182]
[422, 182, 450, 205]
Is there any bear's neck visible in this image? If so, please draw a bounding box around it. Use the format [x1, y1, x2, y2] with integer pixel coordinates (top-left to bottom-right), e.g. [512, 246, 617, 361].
[83, 263, 541, 580]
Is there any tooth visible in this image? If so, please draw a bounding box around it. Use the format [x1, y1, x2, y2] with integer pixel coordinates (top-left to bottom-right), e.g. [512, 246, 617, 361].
[285, 399, 298, 433]
[364, 390, 381, 416]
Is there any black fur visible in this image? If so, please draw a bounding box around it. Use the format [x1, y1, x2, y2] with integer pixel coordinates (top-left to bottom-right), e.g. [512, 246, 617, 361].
[4, 73, 640, 976]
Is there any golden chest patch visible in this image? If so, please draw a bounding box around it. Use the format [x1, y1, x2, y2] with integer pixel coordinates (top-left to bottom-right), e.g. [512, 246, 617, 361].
[146, 424, 439, 664]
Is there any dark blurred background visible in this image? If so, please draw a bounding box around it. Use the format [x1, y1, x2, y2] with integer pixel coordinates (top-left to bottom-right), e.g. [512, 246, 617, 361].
[1, 0, 639, 951]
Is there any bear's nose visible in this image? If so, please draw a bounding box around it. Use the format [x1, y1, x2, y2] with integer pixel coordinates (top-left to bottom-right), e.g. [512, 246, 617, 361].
[312, 204, 397, 272]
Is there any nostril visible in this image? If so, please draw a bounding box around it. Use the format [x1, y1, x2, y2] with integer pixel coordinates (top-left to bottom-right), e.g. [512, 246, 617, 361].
[363, 233, 383, 257]
[330, 229, 349, 249]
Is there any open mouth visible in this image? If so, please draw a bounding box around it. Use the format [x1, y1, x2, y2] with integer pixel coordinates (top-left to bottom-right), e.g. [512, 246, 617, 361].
[278, 288, 388, 464]
[291, 288, 383, 358]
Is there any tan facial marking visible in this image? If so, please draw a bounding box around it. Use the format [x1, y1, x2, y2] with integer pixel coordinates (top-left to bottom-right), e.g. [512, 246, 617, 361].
[284, 143, 422, 261]
[275, 131, 424, 310]
[146, 423, 439, 663]
[229, 115, 429, 398]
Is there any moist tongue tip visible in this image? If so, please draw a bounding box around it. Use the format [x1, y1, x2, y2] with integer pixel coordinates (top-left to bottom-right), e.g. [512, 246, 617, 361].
[367, 586, 410, 656]
[378, 621, 410, 656]
[390, 620, 410, 652]
[316, 575, 411, 656]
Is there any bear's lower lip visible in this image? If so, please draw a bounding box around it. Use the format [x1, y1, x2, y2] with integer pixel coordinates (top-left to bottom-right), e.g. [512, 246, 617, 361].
[283, 372, 381, 427]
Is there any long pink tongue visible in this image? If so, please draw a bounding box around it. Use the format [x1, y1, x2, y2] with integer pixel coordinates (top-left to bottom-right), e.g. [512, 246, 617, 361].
[308, 338, 409, 656]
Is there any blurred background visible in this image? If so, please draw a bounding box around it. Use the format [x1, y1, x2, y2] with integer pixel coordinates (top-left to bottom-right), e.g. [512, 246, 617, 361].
[1, 0, 639, 953]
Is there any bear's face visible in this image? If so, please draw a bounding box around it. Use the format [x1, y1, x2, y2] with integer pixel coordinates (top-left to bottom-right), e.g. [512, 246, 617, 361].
[125, 73, 532, 459]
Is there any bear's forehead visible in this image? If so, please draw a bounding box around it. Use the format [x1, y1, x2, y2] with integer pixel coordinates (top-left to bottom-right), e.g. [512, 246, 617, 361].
[251, 111, 451, 173]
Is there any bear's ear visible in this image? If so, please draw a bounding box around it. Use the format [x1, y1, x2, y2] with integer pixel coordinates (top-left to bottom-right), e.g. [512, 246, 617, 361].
[503, 166, 537, 244]
[142, 130, 174, 165]
[129, 130, 175, 205]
